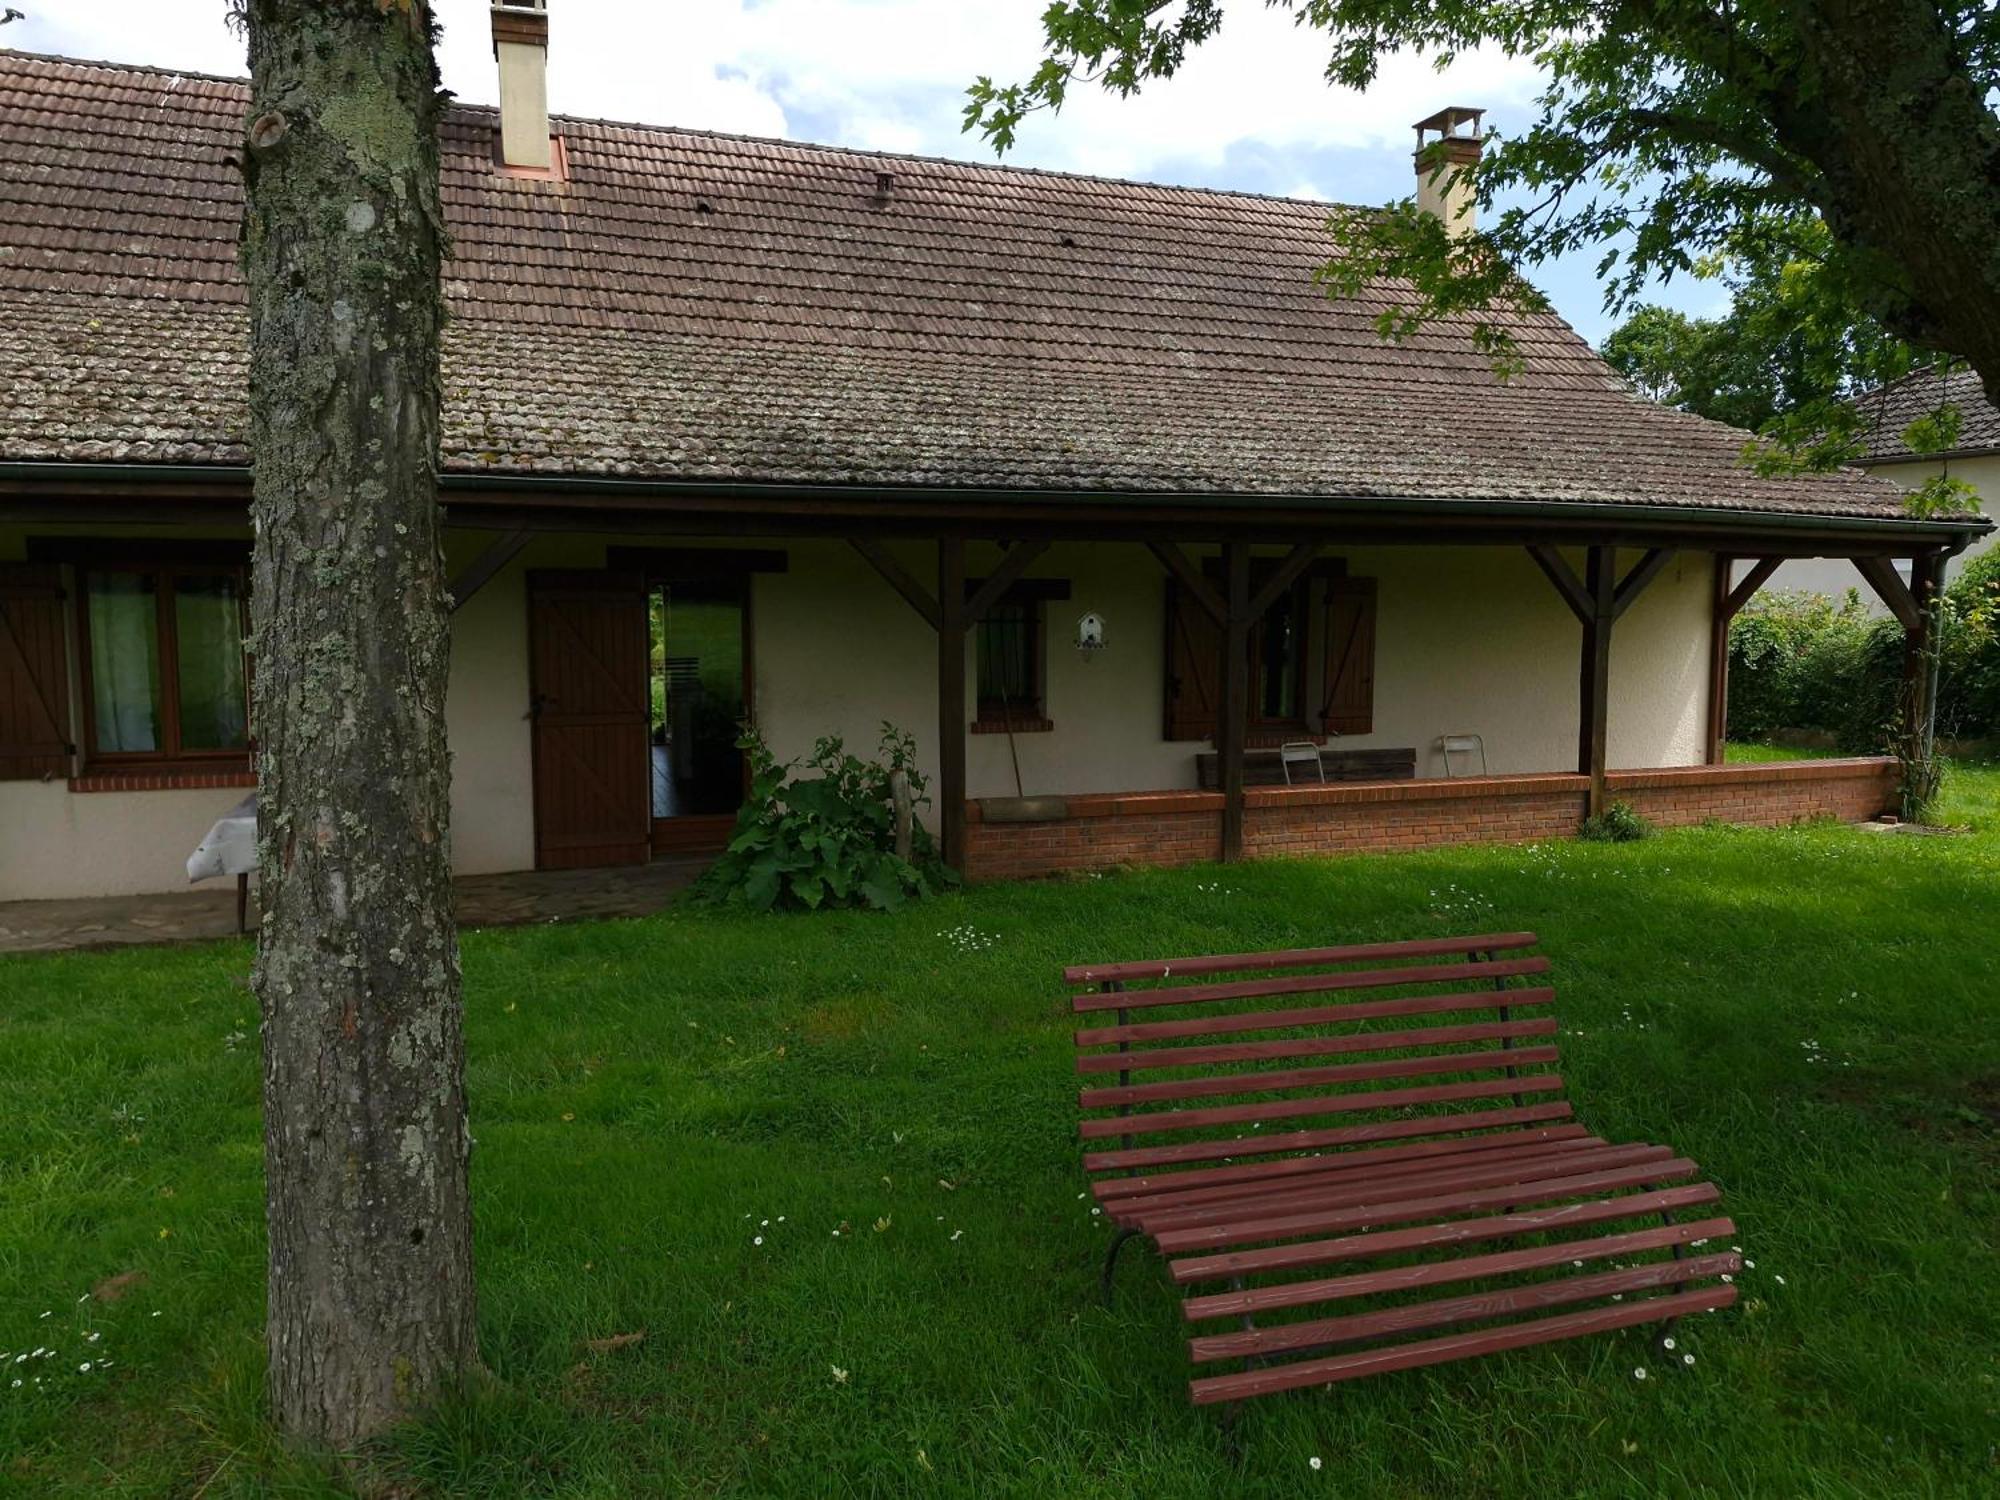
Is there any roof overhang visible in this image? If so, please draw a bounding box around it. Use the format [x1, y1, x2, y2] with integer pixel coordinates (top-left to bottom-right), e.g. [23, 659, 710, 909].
[0, 461, 1986, 558]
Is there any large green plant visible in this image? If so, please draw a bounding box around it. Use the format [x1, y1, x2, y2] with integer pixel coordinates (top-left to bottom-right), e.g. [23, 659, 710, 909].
[694, 724, 955, 913]
[1727, 589, 1878, 744]
[1728, 566, 2000, 757]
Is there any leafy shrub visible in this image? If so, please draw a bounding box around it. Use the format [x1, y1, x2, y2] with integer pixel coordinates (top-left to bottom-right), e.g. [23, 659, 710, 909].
[1729, 564, 2000, 753]
[1578, 800, 1652, 843]
[693, 724, 955, 913]
[1726, 589, 1878, 744]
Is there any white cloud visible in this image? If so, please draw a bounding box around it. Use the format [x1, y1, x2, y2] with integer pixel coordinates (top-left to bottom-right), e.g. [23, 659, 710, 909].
[11, 0, 1539, 188]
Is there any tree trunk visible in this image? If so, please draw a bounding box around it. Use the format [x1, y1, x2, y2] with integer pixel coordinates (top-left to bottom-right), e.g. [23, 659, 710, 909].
[241, 0, 476, 1449]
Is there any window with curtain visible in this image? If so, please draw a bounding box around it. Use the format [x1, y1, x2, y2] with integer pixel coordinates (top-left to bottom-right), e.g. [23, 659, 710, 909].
[83, 566, 249, 760]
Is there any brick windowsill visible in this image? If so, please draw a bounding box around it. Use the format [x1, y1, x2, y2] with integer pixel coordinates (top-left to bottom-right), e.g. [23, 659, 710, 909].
[971, 716, 1055, 735]
[70, 767, 256, 794]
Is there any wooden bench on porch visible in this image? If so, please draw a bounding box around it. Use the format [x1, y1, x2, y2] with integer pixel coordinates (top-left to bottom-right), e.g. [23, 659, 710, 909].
[1194, 746, 1416, 788]
[1065, 931, 1737, 1406]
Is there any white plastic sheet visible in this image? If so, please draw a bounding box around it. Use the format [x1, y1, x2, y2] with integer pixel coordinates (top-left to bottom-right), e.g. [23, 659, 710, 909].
[187, 793, 256, 882]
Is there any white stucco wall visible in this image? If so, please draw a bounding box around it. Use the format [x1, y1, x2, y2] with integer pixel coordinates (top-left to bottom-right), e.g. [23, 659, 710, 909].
[1, 526, 1713, 901]
[1734, 454, 2000, 609]
[753, 540, 1712, 794]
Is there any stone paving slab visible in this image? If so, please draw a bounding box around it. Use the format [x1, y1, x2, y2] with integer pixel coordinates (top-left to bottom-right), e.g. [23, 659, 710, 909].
[0, 858, 710, 955]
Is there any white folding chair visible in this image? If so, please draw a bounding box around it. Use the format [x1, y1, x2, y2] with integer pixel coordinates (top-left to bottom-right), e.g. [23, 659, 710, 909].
[1438, 733, 1488, 777]
[1279, 740, 1325, 785]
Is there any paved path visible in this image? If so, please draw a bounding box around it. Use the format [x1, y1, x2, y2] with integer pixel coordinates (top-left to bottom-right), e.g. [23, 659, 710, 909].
[0, 858, 710, 955]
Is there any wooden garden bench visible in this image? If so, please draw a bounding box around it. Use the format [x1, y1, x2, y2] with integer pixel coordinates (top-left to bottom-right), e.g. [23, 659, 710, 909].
[1064, 932, 1737, 1406]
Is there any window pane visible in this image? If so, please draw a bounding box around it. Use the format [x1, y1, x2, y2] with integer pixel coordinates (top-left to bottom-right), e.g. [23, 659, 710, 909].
[1258, 597, 1300, 720]
[977, 603, 1035, 712]
[87, 572, 163, 753]
[175, 574, 248, 750]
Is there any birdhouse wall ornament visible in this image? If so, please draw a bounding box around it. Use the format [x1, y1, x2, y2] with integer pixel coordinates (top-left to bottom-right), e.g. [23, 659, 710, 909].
[1074, 611, 1107, 660]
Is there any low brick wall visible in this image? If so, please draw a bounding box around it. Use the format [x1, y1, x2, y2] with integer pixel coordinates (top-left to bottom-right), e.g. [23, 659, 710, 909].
[962, 757, 1898, 882]
[1608, 759, 1899, 830]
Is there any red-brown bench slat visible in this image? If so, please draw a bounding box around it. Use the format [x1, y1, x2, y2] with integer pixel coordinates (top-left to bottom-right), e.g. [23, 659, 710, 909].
[1182, 1215, 1737, 1321]
[1118, 1134, 1609, 1224]
[1186, 1285, 1738, 1405]
[1167, 1182, 1723, 1285]
[1063, 931, 1539, 986]
[1128, 1136, 1637, 1233]
[1076, 1016, 1560, 1075]
[1092, 1125, 1597, 1206]
[1074, 987, 1557, 1049]
[1079, 1073, 1568, 1141]
[1152, 1151, 1690, 1256]
[1071, 956, 1551, 1014]
[1080, 1044, 1562, 1111]
[1188, 1250, 1743, 1363]
[1082, 1100, 1576, 1172]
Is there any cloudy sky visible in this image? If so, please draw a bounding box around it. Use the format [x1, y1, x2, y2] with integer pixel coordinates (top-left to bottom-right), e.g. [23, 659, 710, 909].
[9, 0, 1717, 344]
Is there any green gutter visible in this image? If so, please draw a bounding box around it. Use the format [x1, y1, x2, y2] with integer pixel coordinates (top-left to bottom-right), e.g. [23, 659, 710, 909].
[1, 460, 1988, 544]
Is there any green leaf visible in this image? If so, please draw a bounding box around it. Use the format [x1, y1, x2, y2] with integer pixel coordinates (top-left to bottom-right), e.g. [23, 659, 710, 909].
[740, 857, 783, 912]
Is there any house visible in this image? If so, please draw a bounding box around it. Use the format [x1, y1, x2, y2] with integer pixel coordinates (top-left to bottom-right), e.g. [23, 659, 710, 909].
[1735, 364, 2000, 608]
[0, 15, 1989, 904]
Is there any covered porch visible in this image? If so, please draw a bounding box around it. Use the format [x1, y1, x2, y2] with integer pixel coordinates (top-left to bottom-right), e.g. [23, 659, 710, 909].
[0, 467, 1966, 898]
[443, 477, 1958, 878]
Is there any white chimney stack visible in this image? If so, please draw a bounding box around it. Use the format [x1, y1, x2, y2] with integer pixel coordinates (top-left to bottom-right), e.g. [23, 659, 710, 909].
[1412, 107, 1483, 239]
[492, 1, 551, 171]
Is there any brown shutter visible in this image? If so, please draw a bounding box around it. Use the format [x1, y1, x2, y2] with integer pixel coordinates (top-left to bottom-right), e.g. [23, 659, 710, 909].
[0, 564, 74, 780]
[1319, 576, 1376, 735]
[1163, 577, 1223, 741]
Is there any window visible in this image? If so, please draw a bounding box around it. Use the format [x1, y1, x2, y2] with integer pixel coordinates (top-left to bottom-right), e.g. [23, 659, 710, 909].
[1163, 565, 1375, 743]
[81, 566, 249, 761]
[975, 600, 1047, 730]
[1253, 583, 1307, 725]
[970, 577, 1068, 733]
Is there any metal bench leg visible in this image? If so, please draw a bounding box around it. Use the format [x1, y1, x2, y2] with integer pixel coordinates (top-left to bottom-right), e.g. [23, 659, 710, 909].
[1218, 1398, 1246, 1465]
[1101, 1227, 1140, 1307]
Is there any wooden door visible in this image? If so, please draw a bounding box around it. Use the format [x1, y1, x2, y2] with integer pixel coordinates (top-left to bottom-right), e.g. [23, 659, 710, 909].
[528, 570, 650, 869]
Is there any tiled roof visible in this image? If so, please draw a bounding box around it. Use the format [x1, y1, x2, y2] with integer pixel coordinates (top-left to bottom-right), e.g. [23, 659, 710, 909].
[1848, 365, 2000, 462]
[0, 48, 1929, 520]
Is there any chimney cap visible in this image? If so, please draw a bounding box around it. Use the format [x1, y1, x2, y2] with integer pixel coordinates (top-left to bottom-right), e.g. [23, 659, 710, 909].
[1413, 106, 1483, 145]
[492, 1, 549, 55]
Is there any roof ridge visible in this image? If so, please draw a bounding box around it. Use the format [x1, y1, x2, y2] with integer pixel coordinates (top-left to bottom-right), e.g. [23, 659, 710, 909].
[0, 44, 1371, 215]
[0, 44, 251, 90]
[1851, 360, 1982, 409]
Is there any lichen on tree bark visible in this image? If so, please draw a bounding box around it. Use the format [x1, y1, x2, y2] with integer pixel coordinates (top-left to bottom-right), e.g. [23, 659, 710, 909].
[240, 0, 475, 1449]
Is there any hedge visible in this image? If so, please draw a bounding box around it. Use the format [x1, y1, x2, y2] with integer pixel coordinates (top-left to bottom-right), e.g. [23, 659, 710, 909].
[1727, 550, 2000, 751]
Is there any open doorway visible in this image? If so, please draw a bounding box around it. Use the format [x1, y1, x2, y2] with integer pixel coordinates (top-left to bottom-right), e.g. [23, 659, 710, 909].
[648, 579, 748, 852]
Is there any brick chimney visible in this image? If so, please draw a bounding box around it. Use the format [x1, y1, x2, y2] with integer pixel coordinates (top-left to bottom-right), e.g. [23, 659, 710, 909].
[492, 1, 551, 171]
[1412, 107, 1483, 239]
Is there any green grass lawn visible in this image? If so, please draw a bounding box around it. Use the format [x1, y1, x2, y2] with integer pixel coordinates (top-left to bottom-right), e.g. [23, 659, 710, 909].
[3, 764, 1998, 1497]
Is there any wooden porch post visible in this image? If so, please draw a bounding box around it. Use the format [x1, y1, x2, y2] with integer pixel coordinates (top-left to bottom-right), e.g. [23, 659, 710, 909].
[1902, 552, 1949, 764]
[850, 536, 1048, 874]
[1578, 546, 1613, 817]
[1706, 555, 1782, 762]
[1851, 553, 1939, 764]
[1527, 544, 1674, 821]
[1705, 555, 1733, 765]
[1218, 541, 1252, 863]
[937, 537, 968, 872]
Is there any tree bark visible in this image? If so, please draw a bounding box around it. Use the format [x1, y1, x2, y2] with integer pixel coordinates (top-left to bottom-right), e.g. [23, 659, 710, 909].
[241, 0, 476, 1449]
